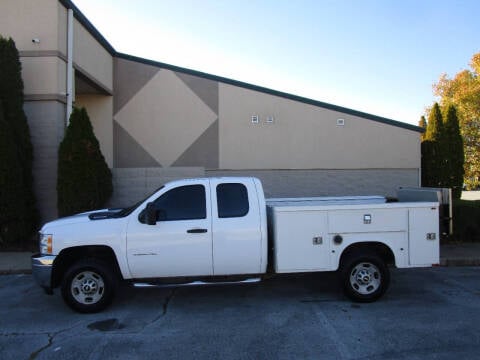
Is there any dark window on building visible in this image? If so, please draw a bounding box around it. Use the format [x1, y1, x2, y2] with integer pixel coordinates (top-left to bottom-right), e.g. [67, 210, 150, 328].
[216, 183, 249, 218]
[152, 185, 206, 221]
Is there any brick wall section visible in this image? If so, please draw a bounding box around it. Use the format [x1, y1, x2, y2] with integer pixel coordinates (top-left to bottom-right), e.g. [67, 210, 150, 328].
[24, 101, 66, 223]
[109, 167, 205, 207]
[207, 169, 420, 198]
[109, 167, 419, 208]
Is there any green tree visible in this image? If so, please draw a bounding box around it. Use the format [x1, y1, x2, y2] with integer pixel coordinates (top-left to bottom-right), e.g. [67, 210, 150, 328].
[434, 52, 480, 189]
[422, 103, 445, 187]
[425, 103, 444, 142]
[419, 115, 427, 140]
[57, 107, 113, 216]
[0, 36, 38, 247]
[443, 105, 464, 198]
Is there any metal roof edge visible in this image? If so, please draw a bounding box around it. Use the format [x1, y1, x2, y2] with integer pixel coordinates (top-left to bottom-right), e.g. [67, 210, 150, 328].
[58, 0, 116, 55]
[57, 0, 422, 134]
[116, 52, 423, 133]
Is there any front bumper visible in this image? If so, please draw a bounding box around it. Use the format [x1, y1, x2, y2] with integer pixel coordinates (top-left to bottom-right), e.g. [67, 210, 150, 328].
[31, 253, 56, 294]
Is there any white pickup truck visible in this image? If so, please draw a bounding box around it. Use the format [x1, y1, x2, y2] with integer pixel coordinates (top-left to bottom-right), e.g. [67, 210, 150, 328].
[32, 177, 440, 313]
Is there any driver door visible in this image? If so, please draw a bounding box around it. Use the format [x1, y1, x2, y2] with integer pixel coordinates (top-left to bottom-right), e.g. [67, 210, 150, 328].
[126, 180, 213, 278]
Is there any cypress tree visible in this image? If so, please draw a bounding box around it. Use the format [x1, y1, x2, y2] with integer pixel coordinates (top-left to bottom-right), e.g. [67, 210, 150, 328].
[425, 103, 443, 142]
[422, 103, 445, 187]
[418, 116, 427, 140]
[57, 107, 113, 216]
[0, 36, 38, 247]
[443, 105, 464, 198]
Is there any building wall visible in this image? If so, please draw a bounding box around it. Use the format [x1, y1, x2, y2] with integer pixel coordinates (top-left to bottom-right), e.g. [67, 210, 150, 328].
[1, 0, 423, 221]
[207, 169, 419, 198]
[111, 57, 421, 200]
[0, 0, 114, 222]
[24, 101, 66, 221]
[73, 18, 113, 93]
[75, 95, 114, 167]
[0, 0, 69, 222]
[219, 83, 420, 170]
[113, 58, 218, 169]
[109, 167, 205, 208]
[0, 0, 60, 51]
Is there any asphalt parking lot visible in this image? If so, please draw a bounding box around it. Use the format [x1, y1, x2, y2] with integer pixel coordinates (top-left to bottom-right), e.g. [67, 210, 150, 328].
[1, 267, 480, 360]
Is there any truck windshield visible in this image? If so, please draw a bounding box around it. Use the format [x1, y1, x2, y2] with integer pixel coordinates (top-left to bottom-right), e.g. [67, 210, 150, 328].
[114, 185, 165, 217]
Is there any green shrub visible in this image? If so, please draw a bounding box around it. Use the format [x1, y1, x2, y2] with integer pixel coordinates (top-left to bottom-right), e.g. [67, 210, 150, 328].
[0, 36, 38, 248]
[57, 107, 112, 216]
[451, 199, 480, 242]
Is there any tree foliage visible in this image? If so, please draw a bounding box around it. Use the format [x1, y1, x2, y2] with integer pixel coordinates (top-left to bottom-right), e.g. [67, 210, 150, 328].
[0, 36, 38, 247]
[57, 107, 113, 216]
[425, 103, 444, 142]
[421, 103, 465, 198]
[422, 103, 445, 187]
[434, 52, 480, 189]
[418, 116, 427, 140]
[443, 105, 464, 198]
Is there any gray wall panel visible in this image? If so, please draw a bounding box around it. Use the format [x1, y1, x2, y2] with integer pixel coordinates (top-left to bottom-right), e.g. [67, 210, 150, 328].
[24, 101, 65, 223]
[206, 169, 420, 198]
[108, 167, 205, 208]
[108, 167, 419, 208]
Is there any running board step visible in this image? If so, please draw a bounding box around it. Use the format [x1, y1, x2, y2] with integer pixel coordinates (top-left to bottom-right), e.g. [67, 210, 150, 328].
[133, 278, 261, 289]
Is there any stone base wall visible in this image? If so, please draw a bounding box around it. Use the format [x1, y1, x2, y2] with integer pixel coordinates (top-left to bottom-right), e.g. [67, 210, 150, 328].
[109, 167, 420, 209]
[24, 101, 66, 223]
[206, 169, 420, 198]
[109, 167, 205, 208]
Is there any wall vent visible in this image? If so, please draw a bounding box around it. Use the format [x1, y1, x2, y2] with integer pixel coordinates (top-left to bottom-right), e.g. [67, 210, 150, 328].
[251, 115, 259, 124]
[337, 118, 345, 126]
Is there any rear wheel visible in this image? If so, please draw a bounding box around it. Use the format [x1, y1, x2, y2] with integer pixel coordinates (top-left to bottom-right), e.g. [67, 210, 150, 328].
[61, 259, 116, 313]
[341, 252, 389, 302]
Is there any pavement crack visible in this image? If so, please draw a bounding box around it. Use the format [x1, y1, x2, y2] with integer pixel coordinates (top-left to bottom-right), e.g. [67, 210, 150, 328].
[29, 333, 53, 360]
[147, 287, 177, 326]
[27, 322, 83, 360]
[163, 287, 177, 316]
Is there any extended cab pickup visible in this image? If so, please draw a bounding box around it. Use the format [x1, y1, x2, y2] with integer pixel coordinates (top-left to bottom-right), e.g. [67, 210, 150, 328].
[32, 177, 440, 312]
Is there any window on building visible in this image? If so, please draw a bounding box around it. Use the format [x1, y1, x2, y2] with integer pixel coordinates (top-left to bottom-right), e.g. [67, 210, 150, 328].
[216, 183, 249, 218]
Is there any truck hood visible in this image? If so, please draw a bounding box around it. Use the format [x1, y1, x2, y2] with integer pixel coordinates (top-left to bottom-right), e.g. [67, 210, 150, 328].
[40, 208, 122, 232]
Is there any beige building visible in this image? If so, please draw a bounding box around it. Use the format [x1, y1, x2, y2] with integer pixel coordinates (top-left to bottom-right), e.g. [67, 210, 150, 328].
[0, 0, 423, 222]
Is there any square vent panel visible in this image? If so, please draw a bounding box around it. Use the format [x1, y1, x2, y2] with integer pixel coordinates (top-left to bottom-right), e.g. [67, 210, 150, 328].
[337, 118, 345, 126]
[251, 115, 259, 124]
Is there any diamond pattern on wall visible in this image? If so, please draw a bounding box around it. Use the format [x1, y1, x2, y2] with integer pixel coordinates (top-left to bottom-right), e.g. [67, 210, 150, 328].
[175, 72, 219, 115]
[113, 121, 160, 167]
[113, 70, 217, 167]
[114, 58, 160, 115]
[172, 120, 219, 168]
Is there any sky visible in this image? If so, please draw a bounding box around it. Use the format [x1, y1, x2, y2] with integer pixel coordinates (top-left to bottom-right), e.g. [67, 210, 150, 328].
[74, 0, 479, 126]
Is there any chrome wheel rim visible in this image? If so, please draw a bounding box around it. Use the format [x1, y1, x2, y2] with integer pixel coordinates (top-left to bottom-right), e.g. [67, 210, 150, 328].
[71, 271, 105, 305]
[349, 262, 381, 295]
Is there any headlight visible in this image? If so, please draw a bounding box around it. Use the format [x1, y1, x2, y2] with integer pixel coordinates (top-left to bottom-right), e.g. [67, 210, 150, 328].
[39, 233, 53, 254]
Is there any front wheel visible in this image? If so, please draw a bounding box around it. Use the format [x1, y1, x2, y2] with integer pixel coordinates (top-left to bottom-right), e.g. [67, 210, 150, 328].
[341, 252, 390, 302]
[61, 259, 116, 313]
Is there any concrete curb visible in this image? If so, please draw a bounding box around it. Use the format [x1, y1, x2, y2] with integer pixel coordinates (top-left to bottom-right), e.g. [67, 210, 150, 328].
[0, 248, 479, 275]
[0, 270, 32, 275]
[440, 259, 480, 267]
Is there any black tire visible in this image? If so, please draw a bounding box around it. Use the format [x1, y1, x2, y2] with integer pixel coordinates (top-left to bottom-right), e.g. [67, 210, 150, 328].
[340, 251, 390, 303]
[61, 258, 117, 313]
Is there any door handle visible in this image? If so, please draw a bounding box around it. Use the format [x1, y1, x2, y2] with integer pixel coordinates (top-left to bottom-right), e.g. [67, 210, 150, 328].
[187, 228, 208, 234]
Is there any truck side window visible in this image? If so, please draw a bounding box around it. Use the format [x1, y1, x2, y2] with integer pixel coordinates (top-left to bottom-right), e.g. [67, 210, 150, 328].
[216, 183, 249, 218]
[153, 185, 206, 221]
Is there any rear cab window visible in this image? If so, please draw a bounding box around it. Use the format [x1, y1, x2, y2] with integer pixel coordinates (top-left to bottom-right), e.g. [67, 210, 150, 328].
[216, 183, 249, 218]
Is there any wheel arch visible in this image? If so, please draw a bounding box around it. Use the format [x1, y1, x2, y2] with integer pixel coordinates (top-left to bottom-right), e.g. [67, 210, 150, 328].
[52, 245, 123, 288]
[338, 241, 396, 270]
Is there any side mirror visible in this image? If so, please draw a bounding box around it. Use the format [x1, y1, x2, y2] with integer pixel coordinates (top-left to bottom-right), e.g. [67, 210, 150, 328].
[145, 202, 157, 225]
